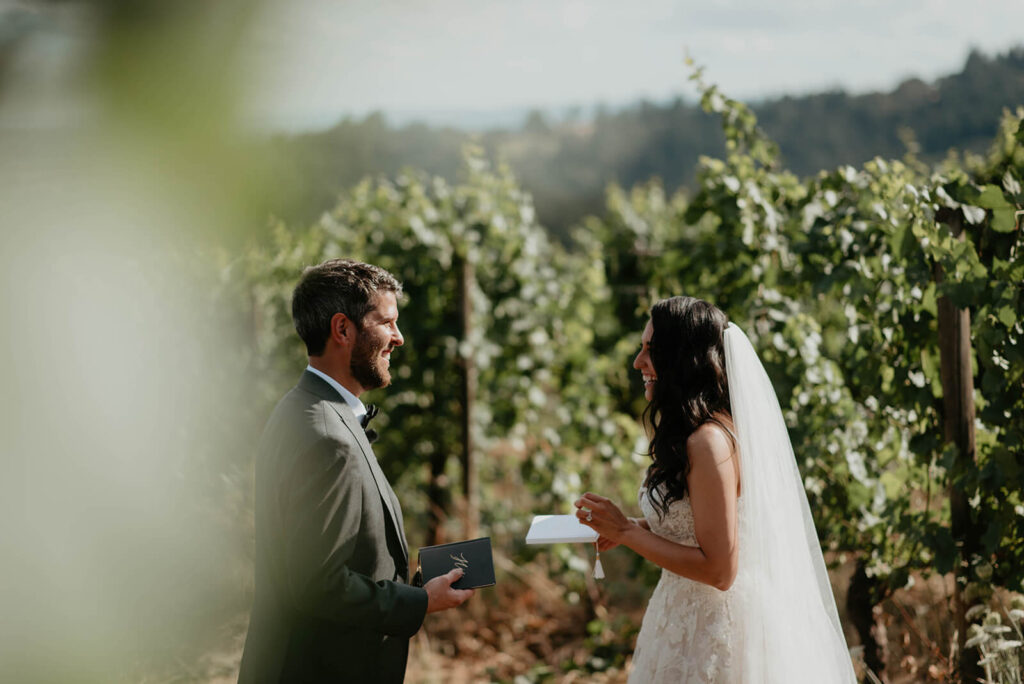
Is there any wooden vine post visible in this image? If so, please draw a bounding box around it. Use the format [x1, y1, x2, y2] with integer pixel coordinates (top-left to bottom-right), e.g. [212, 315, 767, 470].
[934, 208, 981, 684]
[458, 252, 479, 540]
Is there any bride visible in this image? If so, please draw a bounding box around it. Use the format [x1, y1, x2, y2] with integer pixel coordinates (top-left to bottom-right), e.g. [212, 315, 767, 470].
[575, 296, 857, 682]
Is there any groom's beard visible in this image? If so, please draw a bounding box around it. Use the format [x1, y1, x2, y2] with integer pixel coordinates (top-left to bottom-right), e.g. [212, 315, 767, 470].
[351, 330, 391, 390]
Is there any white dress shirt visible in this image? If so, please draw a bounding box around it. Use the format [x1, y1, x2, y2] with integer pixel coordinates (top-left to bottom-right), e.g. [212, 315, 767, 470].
[305, 365, 366, 421]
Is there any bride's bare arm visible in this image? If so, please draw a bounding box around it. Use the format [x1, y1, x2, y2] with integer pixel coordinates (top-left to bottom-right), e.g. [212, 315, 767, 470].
[577, 425, 739, 590]
[595, 517, 648, 551]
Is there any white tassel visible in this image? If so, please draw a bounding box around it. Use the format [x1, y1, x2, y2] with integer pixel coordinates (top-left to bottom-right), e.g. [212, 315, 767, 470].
[593, 545, 605, 580]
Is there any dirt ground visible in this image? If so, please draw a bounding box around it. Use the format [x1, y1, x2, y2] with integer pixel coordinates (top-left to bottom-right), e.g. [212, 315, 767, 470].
[190, 556, 966, 684]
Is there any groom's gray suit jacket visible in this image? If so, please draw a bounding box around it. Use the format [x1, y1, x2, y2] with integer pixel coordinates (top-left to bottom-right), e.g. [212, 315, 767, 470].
[238, 371, 427, 683]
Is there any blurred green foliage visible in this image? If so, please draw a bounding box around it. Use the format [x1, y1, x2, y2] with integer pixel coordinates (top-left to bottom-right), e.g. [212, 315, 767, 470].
[0, 2, 272, 681]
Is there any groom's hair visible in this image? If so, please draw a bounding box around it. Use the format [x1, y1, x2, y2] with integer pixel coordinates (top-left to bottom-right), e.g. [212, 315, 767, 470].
[292, 258, 403, 356]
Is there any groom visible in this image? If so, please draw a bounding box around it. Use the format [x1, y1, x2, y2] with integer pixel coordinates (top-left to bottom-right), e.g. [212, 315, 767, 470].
[238, 259, 474, 683]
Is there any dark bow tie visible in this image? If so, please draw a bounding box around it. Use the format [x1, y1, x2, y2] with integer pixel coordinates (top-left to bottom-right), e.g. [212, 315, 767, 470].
[361, 404, 379, 443]
[360, 404, 378, 428]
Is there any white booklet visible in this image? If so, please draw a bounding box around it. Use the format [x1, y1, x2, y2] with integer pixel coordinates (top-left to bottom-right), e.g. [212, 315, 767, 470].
[525, 514, 599, 544]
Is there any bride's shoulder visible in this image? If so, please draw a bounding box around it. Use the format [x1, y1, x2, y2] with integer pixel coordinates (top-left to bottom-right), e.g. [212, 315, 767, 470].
[687, 420, 735, 463]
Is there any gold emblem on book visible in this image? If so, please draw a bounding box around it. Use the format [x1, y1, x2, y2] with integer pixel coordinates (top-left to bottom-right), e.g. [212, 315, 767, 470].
[450, 552, 469, 570]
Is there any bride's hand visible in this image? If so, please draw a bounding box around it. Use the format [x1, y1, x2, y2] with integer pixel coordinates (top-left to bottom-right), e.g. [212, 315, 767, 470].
[575, 493, 635, 544]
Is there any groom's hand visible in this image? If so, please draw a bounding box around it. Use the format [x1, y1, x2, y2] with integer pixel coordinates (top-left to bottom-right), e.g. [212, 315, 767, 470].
[424, 568, 475, 614]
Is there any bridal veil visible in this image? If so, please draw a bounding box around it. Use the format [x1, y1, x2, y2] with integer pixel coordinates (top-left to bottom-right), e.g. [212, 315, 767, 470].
[724, 323, 857, 682]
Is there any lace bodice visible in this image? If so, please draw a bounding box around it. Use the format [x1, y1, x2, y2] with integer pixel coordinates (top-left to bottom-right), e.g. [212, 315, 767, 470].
[639, 485, 699, 546]
[628, 486, 741, 683]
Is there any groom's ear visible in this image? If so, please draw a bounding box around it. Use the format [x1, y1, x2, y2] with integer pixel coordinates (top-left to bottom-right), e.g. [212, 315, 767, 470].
[329, 312, 355, 347]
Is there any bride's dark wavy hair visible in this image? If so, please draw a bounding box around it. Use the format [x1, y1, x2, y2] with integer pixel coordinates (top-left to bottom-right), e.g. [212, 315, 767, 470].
[643, 296, 731, 519]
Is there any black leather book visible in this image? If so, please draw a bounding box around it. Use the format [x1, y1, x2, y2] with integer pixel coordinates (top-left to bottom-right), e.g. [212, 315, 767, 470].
[418, 537, 495, 590]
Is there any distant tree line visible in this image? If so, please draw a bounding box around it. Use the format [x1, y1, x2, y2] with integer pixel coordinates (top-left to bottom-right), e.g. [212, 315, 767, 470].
[258, 48, 1024, 242]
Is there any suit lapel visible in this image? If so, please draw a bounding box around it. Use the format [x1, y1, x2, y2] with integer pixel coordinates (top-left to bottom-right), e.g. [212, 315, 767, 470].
[331, 402, 410, 561]
[297, 372, 410, 563]
[296, 370, 407, 565]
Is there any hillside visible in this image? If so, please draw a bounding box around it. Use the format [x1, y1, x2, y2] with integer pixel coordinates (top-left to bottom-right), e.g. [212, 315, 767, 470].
[260, 48, 1024, 241]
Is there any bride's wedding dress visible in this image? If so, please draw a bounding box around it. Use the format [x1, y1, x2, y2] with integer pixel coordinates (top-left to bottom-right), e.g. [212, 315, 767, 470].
[629, 487, 742, 682]
[627, 324, 857, 683]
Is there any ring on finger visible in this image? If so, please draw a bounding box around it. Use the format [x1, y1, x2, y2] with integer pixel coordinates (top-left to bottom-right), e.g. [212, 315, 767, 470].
[586, 511, 593, 522]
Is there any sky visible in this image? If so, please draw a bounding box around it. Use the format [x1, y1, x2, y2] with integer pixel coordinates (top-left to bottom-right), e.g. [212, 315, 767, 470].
[240, 0, 1024, 131]
[0, 0, 1021, 132]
